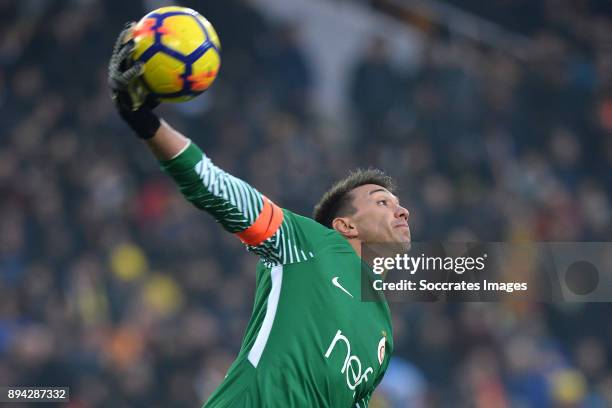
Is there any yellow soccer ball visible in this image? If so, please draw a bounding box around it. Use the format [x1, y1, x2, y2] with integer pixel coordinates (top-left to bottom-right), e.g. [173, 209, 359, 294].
[131, 6, 221, 102]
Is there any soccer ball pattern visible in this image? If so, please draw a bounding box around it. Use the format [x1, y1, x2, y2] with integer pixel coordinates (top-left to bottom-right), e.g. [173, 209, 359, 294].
[131, 6, 221, 102]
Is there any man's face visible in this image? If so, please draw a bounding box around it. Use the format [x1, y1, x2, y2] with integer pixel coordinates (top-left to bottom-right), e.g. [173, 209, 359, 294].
[346, 184, 411, 245]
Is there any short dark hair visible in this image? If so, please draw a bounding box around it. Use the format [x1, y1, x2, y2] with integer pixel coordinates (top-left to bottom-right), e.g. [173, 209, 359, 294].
[313, 168, 395, 228]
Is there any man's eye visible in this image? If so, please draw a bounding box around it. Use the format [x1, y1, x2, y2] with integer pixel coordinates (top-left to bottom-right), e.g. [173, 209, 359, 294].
[377, 200, 387, 206]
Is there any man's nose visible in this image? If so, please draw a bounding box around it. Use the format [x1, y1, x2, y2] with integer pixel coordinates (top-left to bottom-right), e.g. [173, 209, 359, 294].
[396, 205, 409, 220]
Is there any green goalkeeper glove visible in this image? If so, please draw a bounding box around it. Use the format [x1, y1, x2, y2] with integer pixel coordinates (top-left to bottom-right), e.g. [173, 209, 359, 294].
[108, 23, 161, 139]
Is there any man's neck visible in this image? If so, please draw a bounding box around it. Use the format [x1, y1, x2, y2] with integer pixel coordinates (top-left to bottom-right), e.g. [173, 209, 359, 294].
[348, 238, 362, 258]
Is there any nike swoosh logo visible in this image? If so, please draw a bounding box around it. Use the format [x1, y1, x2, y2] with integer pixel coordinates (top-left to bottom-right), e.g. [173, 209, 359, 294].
[332, 277, 353, 298]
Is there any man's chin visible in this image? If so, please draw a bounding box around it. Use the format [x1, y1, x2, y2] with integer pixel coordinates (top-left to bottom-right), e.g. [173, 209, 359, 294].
[398, 240, 411, 252]
[391, 236, 411, 252]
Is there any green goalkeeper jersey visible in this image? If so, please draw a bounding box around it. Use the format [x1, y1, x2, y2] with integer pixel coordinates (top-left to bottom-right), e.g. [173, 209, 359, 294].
[161, 142, 393, 408]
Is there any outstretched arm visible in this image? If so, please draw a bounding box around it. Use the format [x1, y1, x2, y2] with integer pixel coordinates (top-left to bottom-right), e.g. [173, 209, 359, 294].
[150, 120, 282, 248]
[108, 24, 313, 266]
[151, 120, 319, 267]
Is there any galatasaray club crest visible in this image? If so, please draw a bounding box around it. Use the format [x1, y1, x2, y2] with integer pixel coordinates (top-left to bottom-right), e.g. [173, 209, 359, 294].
[377, 337, 386, 365]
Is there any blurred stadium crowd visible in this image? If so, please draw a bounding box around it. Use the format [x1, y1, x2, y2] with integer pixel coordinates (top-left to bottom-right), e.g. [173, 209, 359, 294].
[1, 0, 612, 406]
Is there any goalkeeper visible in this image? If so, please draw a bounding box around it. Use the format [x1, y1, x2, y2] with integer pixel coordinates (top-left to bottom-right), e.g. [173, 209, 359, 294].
[109, 25, 410, 408]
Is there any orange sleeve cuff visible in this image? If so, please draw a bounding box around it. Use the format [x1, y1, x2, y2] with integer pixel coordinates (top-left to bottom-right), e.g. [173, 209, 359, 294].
[236, 196, 284, 246]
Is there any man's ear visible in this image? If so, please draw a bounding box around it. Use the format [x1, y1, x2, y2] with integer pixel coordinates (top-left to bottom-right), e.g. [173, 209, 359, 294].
[332, 217, 358, 239]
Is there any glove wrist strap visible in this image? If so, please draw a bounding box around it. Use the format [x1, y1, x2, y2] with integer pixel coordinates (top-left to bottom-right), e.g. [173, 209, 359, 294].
[119, 106, 161, 139]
